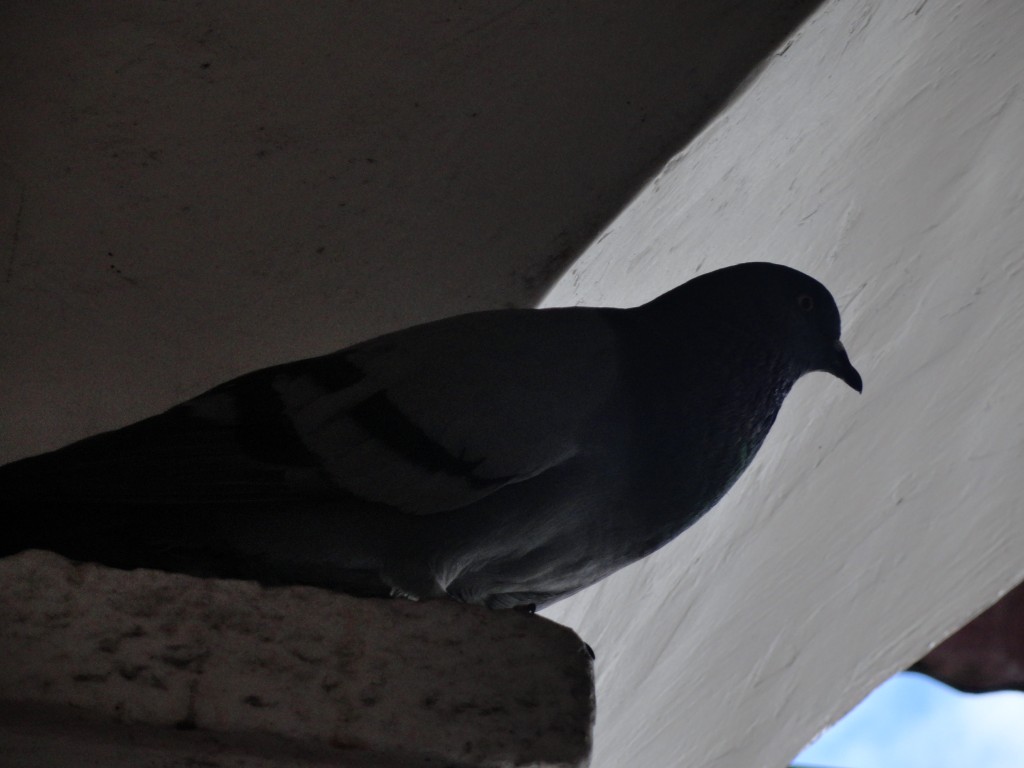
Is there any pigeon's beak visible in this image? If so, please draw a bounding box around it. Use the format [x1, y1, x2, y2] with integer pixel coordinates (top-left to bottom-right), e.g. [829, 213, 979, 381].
[829, 339, 863, 393]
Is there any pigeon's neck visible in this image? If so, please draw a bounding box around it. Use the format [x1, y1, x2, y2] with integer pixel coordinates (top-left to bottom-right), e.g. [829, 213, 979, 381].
[619, 307, 800, 538]
[659, 341, 796, 472]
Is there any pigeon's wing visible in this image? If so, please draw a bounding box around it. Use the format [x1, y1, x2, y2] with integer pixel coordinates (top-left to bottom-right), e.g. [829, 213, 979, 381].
[173, 306, 622, 514]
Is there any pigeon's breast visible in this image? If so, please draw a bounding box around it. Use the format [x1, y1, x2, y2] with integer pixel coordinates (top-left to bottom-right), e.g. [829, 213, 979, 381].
[621, 350, 794, 549]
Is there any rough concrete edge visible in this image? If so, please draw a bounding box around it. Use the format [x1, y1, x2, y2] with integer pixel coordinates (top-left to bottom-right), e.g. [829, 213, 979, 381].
[0, 550, 595, 767]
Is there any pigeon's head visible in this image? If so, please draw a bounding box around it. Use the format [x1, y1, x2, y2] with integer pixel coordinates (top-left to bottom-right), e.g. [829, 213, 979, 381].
[675, 262, 863, 392]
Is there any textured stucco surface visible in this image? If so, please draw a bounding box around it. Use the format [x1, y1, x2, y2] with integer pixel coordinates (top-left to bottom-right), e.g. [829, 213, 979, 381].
[543, 0, 1024, 765]
[0, 550, 594, 767]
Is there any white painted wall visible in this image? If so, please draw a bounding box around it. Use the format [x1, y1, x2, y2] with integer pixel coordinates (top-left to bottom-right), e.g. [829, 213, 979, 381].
[543, 1, 1024, 765]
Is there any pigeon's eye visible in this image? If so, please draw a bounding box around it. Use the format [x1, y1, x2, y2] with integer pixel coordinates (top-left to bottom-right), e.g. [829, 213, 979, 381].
[797, 294, 815, 312]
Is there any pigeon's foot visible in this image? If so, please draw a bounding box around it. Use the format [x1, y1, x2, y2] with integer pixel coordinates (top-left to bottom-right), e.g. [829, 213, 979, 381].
[382, 567, 449, 602]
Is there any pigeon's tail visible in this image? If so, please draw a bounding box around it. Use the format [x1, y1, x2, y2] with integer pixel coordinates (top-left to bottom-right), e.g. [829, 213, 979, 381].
[1, 425, 398, 598]
[2, 449, 70, 557]
[1, 442, 185, 566]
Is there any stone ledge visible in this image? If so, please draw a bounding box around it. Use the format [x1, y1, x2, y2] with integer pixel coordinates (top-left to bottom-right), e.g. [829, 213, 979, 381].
[0, 551, 594, 767]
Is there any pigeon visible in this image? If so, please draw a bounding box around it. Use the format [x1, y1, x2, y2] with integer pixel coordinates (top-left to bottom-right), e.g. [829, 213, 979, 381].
[1, 262, 861, 609]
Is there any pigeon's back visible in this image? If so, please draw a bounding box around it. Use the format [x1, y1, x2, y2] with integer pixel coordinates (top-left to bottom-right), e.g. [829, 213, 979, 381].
[1, 304, 628, 599]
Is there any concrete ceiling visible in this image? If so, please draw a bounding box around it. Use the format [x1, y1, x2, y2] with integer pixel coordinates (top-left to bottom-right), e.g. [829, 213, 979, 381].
[1, 0, 822, 462]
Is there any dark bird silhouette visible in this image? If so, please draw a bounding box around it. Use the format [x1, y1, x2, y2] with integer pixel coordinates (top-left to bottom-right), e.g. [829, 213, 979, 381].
[2, 262, 861, 609]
